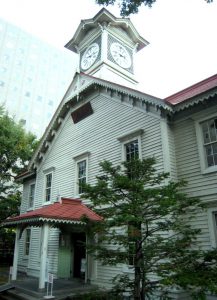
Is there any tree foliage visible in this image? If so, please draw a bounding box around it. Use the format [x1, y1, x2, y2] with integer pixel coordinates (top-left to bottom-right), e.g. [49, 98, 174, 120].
[82, 158, 217, 299]
[96, 0, 214, 16]
[0, 105, 38, 222]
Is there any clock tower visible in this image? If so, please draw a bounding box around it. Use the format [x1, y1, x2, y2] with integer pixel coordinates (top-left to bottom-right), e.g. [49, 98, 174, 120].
[65, 8, 148, 88]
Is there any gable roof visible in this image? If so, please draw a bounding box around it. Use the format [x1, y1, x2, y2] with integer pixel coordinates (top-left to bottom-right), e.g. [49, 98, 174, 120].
[20, 70, 217, 179]
[65, 8, 148, 53]
[2, 198, 102, 227]
[27, 72, 171, 172]
[165, 74, 217, 111]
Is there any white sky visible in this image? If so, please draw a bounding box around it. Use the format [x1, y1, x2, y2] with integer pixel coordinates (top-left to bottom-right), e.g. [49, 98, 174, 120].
[0, 0, 216, 97]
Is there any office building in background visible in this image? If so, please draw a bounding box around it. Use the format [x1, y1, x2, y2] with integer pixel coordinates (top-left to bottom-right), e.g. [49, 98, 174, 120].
[0, 18, 76, 137]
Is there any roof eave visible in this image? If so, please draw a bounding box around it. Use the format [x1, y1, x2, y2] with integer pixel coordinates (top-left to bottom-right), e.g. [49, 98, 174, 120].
[172, 89, 217, 112]
[65, 8, 148, 52]
[2, 216, 86, 227]
[29, 74, 171, 169]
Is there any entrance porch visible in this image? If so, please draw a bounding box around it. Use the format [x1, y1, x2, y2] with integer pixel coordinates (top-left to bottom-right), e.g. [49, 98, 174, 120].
[8, 271, 97, 299]
[2, 198, 102, 292]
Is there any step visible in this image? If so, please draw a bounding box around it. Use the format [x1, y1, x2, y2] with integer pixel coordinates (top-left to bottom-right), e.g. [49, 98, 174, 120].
[2, 289, 41, 300]
[0, 284, 14, 293]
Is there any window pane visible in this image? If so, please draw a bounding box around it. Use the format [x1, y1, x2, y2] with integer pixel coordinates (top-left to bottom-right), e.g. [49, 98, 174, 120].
[206, 145, 212, 156]
[208, 120, 217, 142]
[213, 142, 217, 154]
[207, 155, 214, 167]
[25, 229, 31, 256]
[202, 122, 210, 143]
[29, 184, 35, 208]
[214, 154, 217, 166]
[45, 173, 52, 201]
[77, 160, 87, 194]
[125, 140, 139, 162]
[46, 173, 52, 188]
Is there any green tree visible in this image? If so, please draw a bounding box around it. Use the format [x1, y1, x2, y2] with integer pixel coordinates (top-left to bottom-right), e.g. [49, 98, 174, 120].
[0, 106, 38, 259]
[82, 158, 217, 299]
[96, 0, 213, 16]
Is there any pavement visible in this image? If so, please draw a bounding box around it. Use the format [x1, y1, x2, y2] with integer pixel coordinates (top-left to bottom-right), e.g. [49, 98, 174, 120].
[0, 266, 98, 299]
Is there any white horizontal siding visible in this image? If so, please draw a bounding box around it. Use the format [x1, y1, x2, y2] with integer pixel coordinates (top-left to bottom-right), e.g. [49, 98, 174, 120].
[174, 111, 217, 252]
[35, 94, 165, 208]
[22, 92, 165, 283]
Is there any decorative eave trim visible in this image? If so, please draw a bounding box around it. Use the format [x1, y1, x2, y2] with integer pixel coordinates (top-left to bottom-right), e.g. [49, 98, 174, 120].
[15, 171, 36, 182]
[28, 73, 171, 170]
[172, 88, 217, 112]
[65, 8, 148, 53]
[2, 217, 85, 227]
[64, 76, 172, 111]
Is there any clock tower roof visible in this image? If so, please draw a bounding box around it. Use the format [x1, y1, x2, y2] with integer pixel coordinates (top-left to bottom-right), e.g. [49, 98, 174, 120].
[65, 8, 148, 53]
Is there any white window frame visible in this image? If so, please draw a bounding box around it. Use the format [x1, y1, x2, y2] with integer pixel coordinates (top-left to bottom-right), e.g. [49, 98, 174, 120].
[195, 114, 217, 174]
[117, 128, 143, 162]
[207, 208, 217, 247]
[43, 167, 55, 204]
[28, 183, 35, 209]
[73, 152, 90, 197]
[45, 172, 52, 202]
[24, 228, 31, 257]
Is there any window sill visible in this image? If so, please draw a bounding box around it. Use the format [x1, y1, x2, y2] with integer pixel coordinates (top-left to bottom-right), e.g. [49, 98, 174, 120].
[43, 201, 52, 206]
[27, 207, 33, 212]
[202, 166, 217, 175]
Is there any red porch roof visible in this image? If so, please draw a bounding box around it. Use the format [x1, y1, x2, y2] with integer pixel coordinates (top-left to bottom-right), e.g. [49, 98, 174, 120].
[3, 198, 102, 226]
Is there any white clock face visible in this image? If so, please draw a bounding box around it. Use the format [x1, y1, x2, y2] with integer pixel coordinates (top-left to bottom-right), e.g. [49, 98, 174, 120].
[81, 43, 99, 70]
[110, 42, 131, 69]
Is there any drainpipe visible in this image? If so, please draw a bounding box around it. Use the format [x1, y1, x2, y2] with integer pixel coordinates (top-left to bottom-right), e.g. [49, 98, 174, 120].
[86, 234, 88, 284]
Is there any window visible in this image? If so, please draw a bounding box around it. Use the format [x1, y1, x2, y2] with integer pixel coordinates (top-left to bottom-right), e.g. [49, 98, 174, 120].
[207, 209, 217, 247]
[45, 173, 52, 202]
[201, 118, 217, 168]
[28, 183, 35, 208]
[25, 228, 31, 256]
[196, 116, 217, 173]
[77, 160, 87, 194]
[73, 152, 90, 196]
[125, 139, 139, 162]
[117, 128, 143, 162]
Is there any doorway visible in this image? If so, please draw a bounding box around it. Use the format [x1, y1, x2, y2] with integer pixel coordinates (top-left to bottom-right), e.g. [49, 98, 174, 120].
[72, 232, 86, 278]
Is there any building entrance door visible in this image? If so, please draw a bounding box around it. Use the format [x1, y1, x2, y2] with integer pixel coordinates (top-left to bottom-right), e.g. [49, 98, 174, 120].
[57, 234, 71, 278]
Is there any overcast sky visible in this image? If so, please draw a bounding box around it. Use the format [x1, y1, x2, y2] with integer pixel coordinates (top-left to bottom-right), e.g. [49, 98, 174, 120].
[0, 0, 216, 98]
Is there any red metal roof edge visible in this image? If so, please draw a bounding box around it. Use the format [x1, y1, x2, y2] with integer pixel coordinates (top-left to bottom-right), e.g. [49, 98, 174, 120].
[4, 198, 102, 223]
[165, 74, 217, 105]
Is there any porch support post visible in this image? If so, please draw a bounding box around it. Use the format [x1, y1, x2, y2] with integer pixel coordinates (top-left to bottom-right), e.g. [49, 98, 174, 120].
[12, 226, 21, 280]
[39, 223, 49, 290]
[85, 234, 87, 283]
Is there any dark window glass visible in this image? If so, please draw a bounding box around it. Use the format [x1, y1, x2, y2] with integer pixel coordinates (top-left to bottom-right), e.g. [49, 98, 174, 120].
[77, 160, 87, 194]
[45, 173, 52, 202]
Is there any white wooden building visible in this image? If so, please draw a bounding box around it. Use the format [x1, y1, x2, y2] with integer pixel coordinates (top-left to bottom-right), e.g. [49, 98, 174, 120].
[3, 8, 217, 297]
